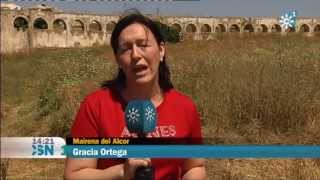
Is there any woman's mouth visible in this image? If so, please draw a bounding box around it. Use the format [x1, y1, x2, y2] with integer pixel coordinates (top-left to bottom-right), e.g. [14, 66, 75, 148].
[133, 65, 148, 75]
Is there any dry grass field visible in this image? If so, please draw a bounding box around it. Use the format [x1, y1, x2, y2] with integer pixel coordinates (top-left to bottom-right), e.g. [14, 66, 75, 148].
[1, 34, 320, 179]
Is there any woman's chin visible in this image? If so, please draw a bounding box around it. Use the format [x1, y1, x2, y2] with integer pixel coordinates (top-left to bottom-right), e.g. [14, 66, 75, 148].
[134, 77, 152, 84]
[132, 75, 154, 85]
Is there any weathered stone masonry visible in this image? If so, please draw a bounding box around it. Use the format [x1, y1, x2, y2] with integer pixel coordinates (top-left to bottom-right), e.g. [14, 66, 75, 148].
[1, 7, 319, 53]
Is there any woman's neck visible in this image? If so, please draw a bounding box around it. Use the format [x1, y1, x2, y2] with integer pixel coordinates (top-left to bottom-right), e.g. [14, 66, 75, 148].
[122, 80, 163, 107]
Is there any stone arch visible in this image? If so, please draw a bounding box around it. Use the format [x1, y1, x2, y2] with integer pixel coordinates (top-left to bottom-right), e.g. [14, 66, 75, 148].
[215, 24, 226, 32]
[106, 21, 116, 32]
[285, 26, 295, 32]
[89, 20, 102, 32]
[299, 24, 310, 32]
[186, 23, 197, 33]
[171, 23, 182, 32]
[260, 24, 268, 32]
[243, 24, 254, 32]
[53, 19, 66, 31]
[13, 17, 28, 31]
[33, 17, 48, 29]
[271, 24, 281, 32]
[229, 24, 240, 32]
[71, 19, 85, 32]
[200, 24, 211, 33]
[313, 24, 320, 32]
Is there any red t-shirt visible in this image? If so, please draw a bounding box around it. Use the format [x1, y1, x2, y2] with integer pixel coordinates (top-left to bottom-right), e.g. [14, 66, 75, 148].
[71, 88, 203, 180]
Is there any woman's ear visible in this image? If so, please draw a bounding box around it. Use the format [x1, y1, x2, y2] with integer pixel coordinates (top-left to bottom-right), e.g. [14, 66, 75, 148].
[159, 42, 165, 59]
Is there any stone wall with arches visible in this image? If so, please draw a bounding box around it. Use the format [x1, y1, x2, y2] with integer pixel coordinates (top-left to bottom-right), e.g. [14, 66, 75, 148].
[1, 8, 119, 53]
[1, 7, 320, 53]
[165, 16, 320, 40]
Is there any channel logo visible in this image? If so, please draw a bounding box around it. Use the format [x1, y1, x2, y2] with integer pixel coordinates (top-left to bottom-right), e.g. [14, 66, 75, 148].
[279, 10, 297, 30]
[1, 137, 66, 158]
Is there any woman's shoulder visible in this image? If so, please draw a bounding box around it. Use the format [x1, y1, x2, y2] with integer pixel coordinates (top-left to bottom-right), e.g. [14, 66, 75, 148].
[82, 88, 113, 103]
[166, 89, 196, 108]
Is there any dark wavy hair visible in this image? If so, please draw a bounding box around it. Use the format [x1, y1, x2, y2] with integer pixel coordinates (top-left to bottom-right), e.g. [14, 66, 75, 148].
[101, 11, 174, 91]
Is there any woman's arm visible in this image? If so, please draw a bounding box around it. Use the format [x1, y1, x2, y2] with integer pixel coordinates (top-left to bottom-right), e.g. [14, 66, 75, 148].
[64, 158, 150, 180]
[182, 158, 207, 180]
[64, 158, 124, 180]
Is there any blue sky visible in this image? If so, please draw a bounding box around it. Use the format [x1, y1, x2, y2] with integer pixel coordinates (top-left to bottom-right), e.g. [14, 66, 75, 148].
[6, 0, 320, 17]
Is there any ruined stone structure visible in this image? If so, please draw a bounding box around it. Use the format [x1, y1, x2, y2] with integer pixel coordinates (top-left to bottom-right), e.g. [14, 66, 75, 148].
[1, 4, 320, 53]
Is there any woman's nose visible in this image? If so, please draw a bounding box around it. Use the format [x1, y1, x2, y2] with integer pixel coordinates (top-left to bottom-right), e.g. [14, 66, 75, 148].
[131, 44, 141, 60]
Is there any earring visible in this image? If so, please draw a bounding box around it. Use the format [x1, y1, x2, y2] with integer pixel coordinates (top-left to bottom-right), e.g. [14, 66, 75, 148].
[160, 57, 163, 62]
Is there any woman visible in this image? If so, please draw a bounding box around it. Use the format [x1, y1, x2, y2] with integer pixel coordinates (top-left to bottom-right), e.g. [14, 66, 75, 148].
[64, 12, 206, 180]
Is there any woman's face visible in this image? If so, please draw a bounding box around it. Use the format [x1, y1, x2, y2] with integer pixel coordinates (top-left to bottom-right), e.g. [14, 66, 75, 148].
[116, 23, 165, 86]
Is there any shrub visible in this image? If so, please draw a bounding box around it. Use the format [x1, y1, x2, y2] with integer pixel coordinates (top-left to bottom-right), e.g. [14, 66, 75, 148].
[155, 21, 180, 43]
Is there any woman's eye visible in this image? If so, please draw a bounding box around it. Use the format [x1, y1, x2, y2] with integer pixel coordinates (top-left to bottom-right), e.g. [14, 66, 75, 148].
[119, 47, 129, 53]
[139, 44, 148, 48]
